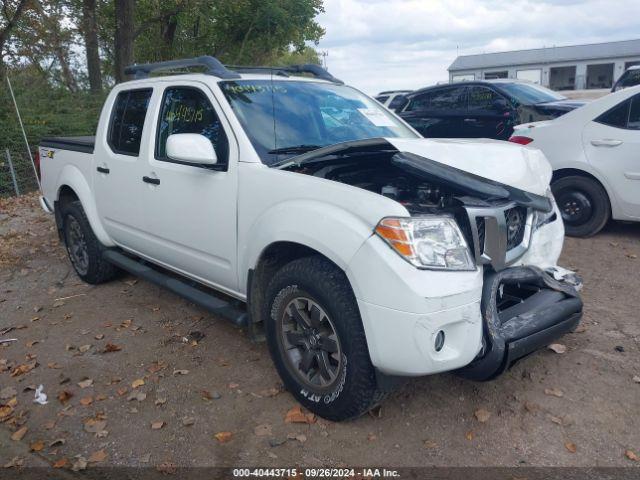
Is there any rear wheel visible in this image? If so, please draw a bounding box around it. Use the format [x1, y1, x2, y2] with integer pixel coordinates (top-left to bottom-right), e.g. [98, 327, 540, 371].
[61, 201, 118, 284]
[264, 256, 387, 421]
[551, 175, 610, 237]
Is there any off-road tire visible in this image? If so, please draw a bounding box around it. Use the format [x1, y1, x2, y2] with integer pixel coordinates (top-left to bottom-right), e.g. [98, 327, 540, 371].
[264, 256, 387, 421]
[60, 200, 118, 284]
[551, 175, 610, 238]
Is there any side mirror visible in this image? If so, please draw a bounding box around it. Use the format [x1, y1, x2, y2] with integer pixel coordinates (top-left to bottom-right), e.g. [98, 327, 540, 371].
[166, 134, 217, 165]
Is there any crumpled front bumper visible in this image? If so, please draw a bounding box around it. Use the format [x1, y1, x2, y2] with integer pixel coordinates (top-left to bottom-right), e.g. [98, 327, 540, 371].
[456, 265, 583, 381]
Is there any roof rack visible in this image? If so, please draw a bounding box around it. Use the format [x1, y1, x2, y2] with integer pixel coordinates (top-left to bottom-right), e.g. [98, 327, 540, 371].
[227, 64, 343, 84]
[124, 56, 241, 80]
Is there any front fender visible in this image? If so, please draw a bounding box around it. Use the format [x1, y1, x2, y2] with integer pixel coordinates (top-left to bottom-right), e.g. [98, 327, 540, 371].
[56, 164, 114, 247]
[240, 199, 374, 289]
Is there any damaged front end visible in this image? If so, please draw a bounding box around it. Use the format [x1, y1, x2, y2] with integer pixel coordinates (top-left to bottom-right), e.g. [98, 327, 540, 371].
[281, 138, 583, 379]
[456, 266, 582, 381]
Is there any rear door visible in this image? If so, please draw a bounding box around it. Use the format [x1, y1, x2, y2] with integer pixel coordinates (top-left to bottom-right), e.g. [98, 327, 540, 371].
[399, 86, 467, 137]
[94, 86, 154, 252]
[464, 86, 513, 139]
[583, 94, 640, 218]
[135, 81, 240, 292]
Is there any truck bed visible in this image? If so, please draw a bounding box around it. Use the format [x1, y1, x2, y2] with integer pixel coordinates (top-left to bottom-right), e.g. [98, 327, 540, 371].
[41, 136, 95, 154]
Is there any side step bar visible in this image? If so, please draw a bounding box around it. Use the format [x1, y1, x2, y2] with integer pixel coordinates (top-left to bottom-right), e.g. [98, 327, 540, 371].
[103, 250, 249, 327]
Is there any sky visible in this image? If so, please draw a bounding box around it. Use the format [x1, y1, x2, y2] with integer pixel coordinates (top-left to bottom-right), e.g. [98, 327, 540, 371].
[316, 0, 640, 94]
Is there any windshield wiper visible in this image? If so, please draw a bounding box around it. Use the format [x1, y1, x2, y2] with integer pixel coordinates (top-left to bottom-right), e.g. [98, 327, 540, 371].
[268, 145, 322, 155]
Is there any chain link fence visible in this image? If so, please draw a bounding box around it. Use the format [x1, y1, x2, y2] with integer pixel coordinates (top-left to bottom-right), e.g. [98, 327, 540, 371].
[0, 148, 39, 198]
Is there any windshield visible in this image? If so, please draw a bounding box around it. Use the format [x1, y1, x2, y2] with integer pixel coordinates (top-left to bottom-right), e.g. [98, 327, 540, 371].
[497, 82, 567, 105]
[220, 80, 418, 165]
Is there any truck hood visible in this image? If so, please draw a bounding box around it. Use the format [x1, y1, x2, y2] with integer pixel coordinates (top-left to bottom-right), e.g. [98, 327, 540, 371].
[385, 137, 552, 196]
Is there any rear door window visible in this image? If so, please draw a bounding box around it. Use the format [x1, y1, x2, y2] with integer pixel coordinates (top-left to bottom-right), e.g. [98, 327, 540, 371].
[108, 89, 153, 156]
[596, 99, 630, 129]
[628, 95, 640, 130]
[406, 87, 466, 112]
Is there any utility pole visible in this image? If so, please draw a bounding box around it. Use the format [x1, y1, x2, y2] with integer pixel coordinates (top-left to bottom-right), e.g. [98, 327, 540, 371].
[320, 50, 329, 69]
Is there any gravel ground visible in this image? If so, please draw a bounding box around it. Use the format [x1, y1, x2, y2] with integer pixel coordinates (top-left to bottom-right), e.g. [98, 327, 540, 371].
[0, 193, 639, 471]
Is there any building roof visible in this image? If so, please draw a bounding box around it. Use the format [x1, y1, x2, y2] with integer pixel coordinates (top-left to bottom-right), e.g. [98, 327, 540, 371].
[449, 38, 640, 72]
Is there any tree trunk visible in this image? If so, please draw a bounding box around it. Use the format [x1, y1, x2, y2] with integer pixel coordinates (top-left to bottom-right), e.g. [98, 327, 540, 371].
[159, 15, 178, 60]
[82, 0, 102, 92]
[0, 0, 30, 80]
[114, 0, 135, 83]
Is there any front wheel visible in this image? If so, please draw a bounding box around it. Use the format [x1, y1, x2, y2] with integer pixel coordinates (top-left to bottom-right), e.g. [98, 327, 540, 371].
[264, 256, 387, 421]
[551, 175, 610, 237]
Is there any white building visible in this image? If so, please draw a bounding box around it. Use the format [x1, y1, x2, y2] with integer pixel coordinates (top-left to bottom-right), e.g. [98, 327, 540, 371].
[448, 39, 640, 91]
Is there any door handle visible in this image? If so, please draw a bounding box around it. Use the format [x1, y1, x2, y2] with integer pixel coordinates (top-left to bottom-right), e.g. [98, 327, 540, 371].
[463, 118, 478, 123]
[142, 176, 160, 185]
[591, 139, 623, 147]
[96, 166, 110, 174]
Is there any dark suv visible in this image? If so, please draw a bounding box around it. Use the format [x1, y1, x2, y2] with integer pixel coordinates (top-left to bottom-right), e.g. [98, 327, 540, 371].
[398, 80, 584, 140]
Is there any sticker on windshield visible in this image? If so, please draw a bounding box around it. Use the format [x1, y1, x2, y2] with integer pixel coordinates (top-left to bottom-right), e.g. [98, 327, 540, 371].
[357, 108, 396, 127]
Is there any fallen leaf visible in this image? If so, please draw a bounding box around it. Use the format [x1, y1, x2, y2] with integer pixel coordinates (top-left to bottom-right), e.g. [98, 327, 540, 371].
[47, 362, 62, 369]
[83, 419, 107, 434]
[625, 450, 639, 461]
[565, 442, 577, 453]
[53, 458, 68, 468]
[88, 450, 107, 463]
[151, 421, 165, 430]
[49, 438, 65, 447]
[78, 379, 93, 389]
[57, 390, 73, 404]
[4, 456, 24, 468]
[131, 379, 145, 389]
[139, 453, 151, 463]
[11, 426, 28, 441]
[284, 406, 316, 424]
[72, 456, 87, 471]
[95, 394, 107, 401]
[524, 401, 540, 413]
[633, 375, 640, 384]
[157, 462, 177, 474]
[78, 344, 92, 353]
[173, 369, 189, 376]
[465, 430, 475, 441]
[102, 343, 121, 353]
[574, 324, 588, 333]
[258, 387, 281, 397]
[94, 334, 104, 340]
[548, 343, 567, 354]
[26, 340, 39, 348]
[128, 392, 146, 402]
[228, 382, 239, 389]
[117, 387, 128, 397]
[80, 397, 93, 406]
[367, 433, 378, 442]
[424, 440, 438, 449]
[474, 408, 491, 423]
[11, 361, 37, 377]
[626, 253, 637, 259]
[548, 415, 563, 425]
[254, 424, 272, 436]
[155, 397, 167, 406]
[287, 433, 307, 443]
[214, 431, 233, 443]
[544, 388, 564, 398]
[182, 417, 195, 427]
[30, 440, 45, 452]
[43, 421, 56, 430]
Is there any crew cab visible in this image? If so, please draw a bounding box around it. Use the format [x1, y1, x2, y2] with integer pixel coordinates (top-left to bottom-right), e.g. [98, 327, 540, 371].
[38, 57, 583, 421]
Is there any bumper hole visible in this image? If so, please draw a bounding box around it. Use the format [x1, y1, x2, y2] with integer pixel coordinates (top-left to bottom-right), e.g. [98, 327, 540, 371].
[435, 330, 445, 352]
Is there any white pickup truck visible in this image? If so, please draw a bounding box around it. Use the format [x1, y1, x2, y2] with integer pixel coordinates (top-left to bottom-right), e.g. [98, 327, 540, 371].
[38, 57, 583, 421]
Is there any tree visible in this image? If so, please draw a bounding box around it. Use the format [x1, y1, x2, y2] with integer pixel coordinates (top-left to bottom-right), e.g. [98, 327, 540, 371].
[82, 0, 102, 91]
[0, 0, 30, 78]
[113, 0, 134, 82]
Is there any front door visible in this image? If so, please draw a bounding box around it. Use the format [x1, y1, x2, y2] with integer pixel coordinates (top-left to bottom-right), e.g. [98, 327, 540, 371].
[583, 94, 640, 219]
[135, 82, 239, 293]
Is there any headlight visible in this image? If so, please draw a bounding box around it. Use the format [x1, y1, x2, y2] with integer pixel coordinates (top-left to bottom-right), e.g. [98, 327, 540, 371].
[375, 216, 475, 271]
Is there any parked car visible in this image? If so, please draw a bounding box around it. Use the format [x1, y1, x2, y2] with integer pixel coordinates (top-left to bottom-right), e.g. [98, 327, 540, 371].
[510, 85, 640, 237]
[398, 80, 585, 140]
[38, 57, 582, 421]
[611, 65, 640, 92]
[375, 90, 411, 111]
